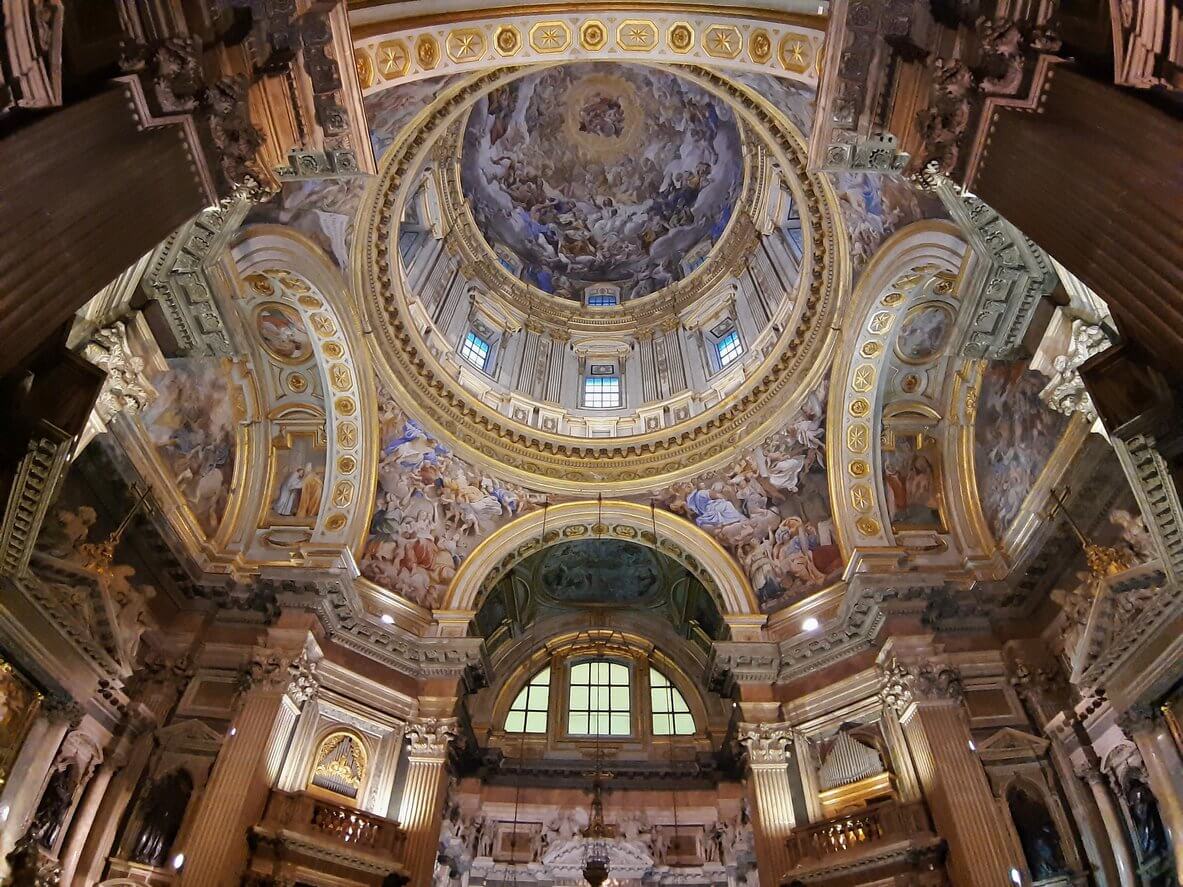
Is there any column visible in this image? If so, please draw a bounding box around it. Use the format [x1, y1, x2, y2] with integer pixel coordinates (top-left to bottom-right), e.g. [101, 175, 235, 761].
[0, 696, 79, 875]
[177, 649, 318, 887]
[878, 645, 1022, 887]
[1120, 704, 1183, 876]
[738, 722, 795, 886]
[397, 718, 456, 886]
[56, 759, 116, 885]
[1077, 764, 1138, 887]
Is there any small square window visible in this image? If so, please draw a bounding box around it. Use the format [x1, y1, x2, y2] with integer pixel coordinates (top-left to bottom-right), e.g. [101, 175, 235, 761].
[716, 330, 742, 368]
[587, 293, 618, 307]
[583, 376, 621, 409]
[460, 330, 492, 370]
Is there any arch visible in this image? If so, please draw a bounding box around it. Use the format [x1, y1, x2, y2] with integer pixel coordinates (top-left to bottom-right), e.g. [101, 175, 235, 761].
[231, 225, 380, 562]
[439, 500, 761, 625]
[353, 8, 825, 97]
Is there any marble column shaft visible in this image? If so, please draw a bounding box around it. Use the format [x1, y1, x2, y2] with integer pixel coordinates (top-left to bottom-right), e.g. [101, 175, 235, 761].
[739, 723, 795, 886]
[177, 653, 315, 887]
[398, 718, 456, 886]
[1081, 766, 1138, 887]
[56, 761, 115, 885]
[71, 727, 157, 887]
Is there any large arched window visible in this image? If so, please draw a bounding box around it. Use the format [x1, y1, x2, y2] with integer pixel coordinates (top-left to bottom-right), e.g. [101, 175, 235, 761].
[650, 668, 695, 735]
[505, 667, 551, 733]
[568, 658, 631, 737]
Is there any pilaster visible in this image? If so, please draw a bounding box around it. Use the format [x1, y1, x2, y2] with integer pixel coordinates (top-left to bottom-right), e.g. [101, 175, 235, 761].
[877, 640, 1021, 887]
[1076, 761, 1138, 887]
[397, 717, 457, 887]
[738, 722, 795, 886]
[176, 647, 318, 887]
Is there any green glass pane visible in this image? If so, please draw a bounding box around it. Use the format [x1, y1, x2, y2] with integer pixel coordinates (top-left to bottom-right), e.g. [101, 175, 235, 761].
[531, 686, 550, 709]
[571, 662, 589, 683]
[569, 713, 588, 734]
[594, 686, 610, 711]
[651, 670, 670, 688]
[610, 686, 630, 710]
[672, 691, 690, 713]
[570, 686, 589, 709]
[674, 713, 695, 734]
[651, 688, 668, 712]
[610, 714, 630, 735]
[609, 663, 628, 684]
[505, 711, 525, 733]
[525, 711, 547, 733]
[653, 713, 672, 735]
[534, 667, 551, 685]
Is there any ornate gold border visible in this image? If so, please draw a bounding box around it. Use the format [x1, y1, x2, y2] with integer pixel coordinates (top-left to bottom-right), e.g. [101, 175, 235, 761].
[352, 63, 849, 493]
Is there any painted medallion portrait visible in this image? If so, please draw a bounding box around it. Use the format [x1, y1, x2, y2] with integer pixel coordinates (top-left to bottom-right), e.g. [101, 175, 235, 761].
[894, 303, 955, 364]
[255, 302, 313, 364]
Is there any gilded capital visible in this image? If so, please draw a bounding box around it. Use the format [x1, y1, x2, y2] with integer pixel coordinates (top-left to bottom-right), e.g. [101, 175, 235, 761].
[406, 716, 457, 759]
[237, 649, 320, 705]
[878, 656, 964, 712]
[738, 722, 793, 766]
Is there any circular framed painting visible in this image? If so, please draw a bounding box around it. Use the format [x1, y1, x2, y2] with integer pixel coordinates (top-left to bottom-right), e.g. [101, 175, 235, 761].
[894, 302, 955, 365]
[254, 302, 313, 364]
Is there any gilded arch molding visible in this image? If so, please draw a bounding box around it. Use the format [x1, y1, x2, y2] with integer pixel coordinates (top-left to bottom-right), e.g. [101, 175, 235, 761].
[352, 5, 826, 94]
[438, 500, 763, 633]
[352, 63, 849, 494]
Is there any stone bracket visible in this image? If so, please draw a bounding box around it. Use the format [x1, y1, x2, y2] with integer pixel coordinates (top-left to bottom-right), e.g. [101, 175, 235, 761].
[0, 430, 73, 578]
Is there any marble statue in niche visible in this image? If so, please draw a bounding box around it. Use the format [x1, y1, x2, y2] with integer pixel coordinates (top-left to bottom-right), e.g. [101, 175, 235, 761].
[131, 768, 194, 866]
[1006, 785, 1067, 880]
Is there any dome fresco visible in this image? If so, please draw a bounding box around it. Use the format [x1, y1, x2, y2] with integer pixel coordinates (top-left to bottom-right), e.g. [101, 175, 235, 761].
[459, 63, 744, 301]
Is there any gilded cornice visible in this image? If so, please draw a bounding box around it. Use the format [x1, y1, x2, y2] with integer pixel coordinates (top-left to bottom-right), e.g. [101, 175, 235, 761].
[353, 64, 849, 492]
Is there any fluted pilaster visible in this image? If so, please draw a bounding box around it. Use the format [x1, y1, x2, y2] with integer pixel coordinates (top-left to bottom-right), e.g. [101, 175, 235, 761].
[878, 650, 1021, 887]
[177, 649, 317, 887]
[739, 722, 796, 885]
[397, 717, 456, 886]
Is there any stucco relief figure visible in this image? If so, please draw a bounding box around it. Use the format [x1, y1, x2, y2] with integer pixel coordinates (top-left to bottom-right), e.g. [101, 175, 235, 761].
[131, 769, 193, 866]
[1109, 508, 1154, 562]
[655, 378, 841, 613]
[38, 506, 97, 560]
[1126, 780, 1169, 861]
[30, 757, 79, 848]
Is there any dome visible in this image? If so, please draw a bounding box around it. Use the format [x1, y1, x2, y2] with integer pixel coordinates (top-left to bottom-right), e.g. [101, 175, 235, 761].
[459, 63, 744, 302]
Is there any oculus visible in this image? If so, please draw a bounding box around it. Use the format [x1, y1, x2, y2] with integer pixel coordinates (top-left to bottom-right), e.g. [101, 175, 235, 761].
[459, 63, 743, 301]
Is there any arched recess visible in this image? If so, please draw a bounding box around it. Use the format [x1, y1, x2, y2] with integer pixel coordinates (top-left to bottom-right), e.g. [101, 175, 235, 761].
[226, 225, 380, 566]
[827, 220, 1005, 579]
[437, 500, 762, 638]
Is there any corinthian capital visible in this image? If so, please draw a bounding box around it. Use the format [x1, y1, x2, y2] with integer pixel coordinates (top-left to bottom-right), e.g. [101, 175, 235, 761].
[1117, 702, 1162, 737]
[738, 722, 793, 766]
[405, 716, 457, 759]
[237, 649, 319, 705]
[878, 657, 964, 712]
[42, 693, 83, 727]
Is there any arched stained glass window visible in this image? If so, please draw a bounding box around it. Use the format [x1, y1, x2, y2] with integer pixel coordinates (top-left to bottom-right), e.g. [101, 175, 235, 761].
[505, 667, 550, 733]
[651, 668, 695, 735]
[568, 658, 631, 736]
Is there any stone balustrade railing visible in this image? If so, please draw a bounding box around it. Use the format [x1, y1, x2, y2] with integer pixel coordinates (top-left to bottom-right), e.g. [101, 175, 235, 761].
[259, 789, 408, 859]
[785, 799, 933, 866]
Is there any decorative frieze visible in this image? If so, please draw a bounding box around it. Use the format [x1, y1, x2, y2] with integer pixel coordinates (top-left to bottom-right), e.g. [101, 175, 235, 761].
[0, 431, 73, 578]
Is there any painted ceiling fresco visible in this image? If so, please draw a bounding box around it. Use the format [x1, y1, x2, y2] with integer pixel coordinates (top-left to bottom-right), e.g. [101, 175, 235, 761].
[974, 359, 1071, 539]
[537, 540, 663, 606]
[459, 63, 744, 300]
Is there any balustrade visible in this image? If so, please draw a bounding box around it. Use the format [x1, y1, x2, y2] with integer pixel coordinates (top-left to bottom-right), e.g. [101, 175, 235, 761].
[786, 800, 932, 866]
[256, 790, 407, 859]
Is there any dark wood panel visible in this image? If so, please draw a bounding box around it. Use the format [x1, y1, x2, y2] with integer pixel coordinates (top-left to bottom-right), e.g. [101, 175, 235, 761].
[971, 64, 1183, 377]
[0, 85, 206, 375]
